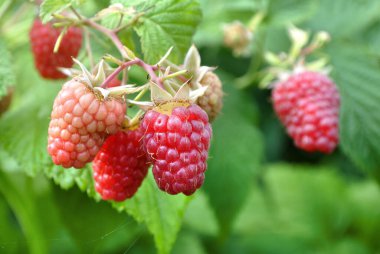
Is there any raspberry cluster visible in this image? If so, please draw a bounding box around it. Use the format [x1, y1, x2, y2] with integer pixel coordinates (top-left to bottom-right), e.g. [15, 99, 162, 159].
[272, 71, 340, 153]
[38, 15, 216, 200]
[47, 79, 213, 200]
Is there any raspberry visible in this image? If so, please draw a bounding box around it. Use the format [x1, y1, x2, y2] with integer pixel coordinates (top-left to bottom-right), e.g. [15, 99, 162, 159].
[47, 79, 126, 168]
[272, 71, 340, 153]
[107, 78, 121, 88]
[30, 18, 83, 79]
[141, 103, 212, 195]
[223, 21, 252, 56]
[197, 72, 223, 122]
[92, 128, 149, 201]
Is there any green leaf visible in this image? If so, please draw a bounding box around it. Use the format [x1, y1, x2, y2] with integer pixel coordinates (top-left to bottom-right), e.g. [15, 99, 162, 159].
[194, 0, 263, 46]
[0, 156, 61, 254]
[306, 0, 380, 38]
[112, 172, 191, 254]
[0, 39, 14, 99]
[0, 84, 59, 175]
[234, 164, 349, 252]
[203, 72, 263, 237]
[233, 164, 380, 253]
[326, 44, 380, 176]
[183, 191, 219, 236]
[40, 0, 85, 23]
[113, 0, 202, 63]
[172, 231, 207, 254]
[45, 165, 190, 254]
[47, 167, 190, 254]
[52, 184, 142, 253]
[267, 0, 318, 26]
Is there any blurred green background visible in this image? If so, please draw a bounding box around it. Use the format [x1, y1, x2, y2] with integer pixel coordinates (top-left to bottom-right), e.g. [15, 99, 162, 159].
[1, 0, 380, 253]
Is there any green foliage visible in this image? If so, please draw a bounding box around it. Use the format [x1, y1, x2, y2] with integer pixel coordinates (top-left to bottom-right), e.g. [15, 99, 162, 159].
[40, 0, 84, 23]
[204, 72, 263, 236]
[113, 0, 202, 63]
[306, 0, 380, 38]
[266, 0, 318, 25]
[234, 164, 380, 253]
[0, 39, 14, 99]
[2, 0, 380, 253]
[327, 44, 380, 177]
[112, 173, 191, 254]
[195, 0, 262, 46]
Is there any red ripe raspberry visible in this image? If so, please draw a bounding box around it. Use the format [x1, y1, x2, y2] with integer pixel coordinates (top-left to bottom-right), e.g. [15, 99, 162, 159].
[30, 18, 83, 79]
[92, 129, 149, 201]
[272, 71, 340, 154]
[106, 78, 121, 88]
[141, 103, 212, 195]
[47, 79, 126, 168]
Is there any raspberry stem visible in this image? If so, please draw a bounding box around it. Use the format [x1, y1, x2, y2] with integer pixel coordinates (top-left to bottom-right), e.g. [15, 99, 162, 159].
[83, 28, 94, 69]
[100, 58, 163, 88]
[84, 19, 129, 59]
[67, 7, 189, 91]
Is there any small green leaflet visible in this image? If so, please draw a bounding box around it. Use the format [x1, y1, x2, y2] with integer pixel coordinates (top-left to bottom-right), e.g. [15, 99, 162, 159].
[112, 0, 202, 63]
[40, 0, 85, 23]
[0, 39, 14, 99]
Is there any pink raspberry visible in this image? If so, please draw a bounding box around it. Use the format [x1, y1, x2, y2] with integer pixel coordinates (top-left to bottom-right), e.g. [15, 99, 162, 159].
[141, 103, 212, 195]
[47, 79, 126, 168]
[92, 128, 149, 201]
[272, 71, 340, 153]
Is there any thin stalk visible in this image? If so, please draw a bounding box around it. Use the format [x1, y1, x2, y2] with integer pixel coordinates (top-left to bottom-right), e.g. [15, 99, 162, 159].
[85, 19, 128, 58]
[101, 59, 140, 88]
[133, 86, 149, 101]
[84, 28, 94, 69]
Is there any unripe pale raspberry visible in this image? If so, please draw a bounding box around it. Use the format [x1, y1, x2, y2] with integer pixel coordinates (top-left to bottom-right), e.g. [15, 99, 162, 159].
[141, 103, 212, 195]
[47, 79, 126, 168]
[223, 21, 252, 56]
[197, 72, 223, 122]
[30, 18, 83, 79]
[272, 71, 340, 153]
[92, 128, 149, 201]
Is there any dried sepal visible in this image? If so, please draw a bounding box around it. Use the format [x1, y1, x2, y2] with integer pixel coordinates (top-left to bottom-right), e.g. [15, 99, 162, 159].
[184, 45, 201, 77]
[150, 82, 174, 104]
